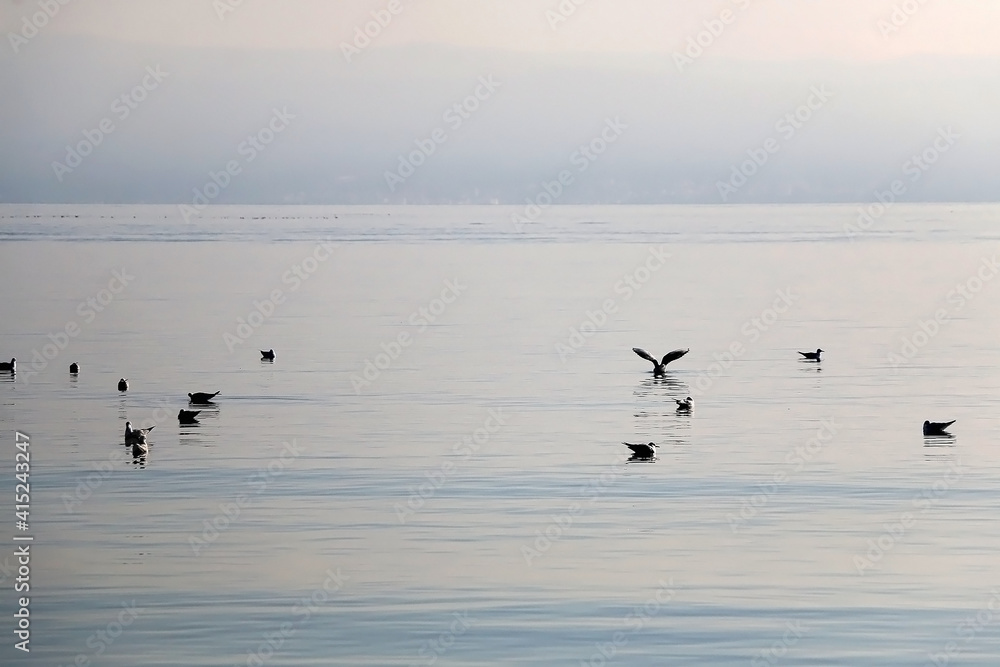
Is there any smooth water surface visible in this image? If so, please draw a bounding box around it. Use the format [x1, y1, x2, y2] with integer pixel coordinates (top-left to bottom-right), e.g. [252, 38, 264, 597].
[2, 205, 1000, 665]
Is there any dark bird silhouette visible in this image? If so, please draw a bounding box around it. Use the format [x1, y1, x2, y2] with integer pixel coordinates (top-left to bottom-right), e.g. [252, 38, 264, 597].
[623, 442, 657, 458]
[633, 348, 689, 376]
[178, 409, 201, 424]
[923, 420, 955, 436]
[69, 362, 79, 374]
[118, 378, 129, 392]
[131, 440, 148, 457]
[798, 349, 823, 361]
[676, 396, 692, 412]
[124, 421, 154, 444]
[188, 391, 220, 404]
[261, 349, 275, 361]
[0, 358, 15, 372]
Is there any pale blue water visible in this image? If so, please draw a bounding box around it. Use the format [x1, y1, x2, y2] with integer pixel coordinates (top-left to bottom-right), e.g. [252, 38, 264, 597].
[2, 204, 1000, 666]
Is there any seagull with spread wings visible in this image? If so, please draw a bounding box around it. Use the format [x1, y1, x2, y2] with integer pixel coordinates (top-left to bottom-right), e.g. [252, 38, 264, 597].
[632, 347, 689, 376]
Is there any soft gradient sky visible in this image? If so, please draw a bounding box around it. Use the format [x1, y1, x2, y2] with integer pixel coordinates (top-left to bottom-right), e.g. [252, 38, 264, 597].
[3, 0, 999, 203]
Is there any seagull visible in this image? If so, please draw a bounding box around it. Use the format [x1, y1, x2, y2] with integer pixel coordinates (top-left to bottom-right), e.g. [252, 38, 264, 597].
[69, 362, 79, 374]
[124, 421, 154, 444]
[633, 348, 689, 376]
[118, 378, 129, 391]
[0, 358, 15, 372]
[923, 420, 955, 436]
[261, 349, 275, 361]
[623, 442, 657, 458]
[676, 396, 692, 412]
[798, 349, 823, 361]
[178, 409, 201, 424]
[189, 391, 220, 404]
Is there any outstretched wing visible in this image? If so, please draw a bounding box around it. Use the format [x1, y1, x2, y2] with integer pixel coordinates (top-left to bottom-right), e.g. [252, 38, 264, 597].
[660, 348, 689, 366]
[633, 347, 658, 364]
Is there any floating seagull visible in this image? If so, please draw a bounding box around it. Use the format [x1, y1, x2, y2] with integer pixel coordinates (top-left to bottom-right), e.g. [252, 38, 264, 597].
[188, 391, 220, 404]
[623, 442, 657, 458]
[923, 420, 955, 436]
[261, 349, 275, 361]
[131, 440, 148, 457]
[124, 421, 154, 444]
[69, 362, 79, 374]
[178, 409, 201, 424]
[633, 348, 689, 376]
[798, 349, 823, 361]
[676, 396, 692, 412]
[118, 378, 129, 392]
[0, 358, 15, 372]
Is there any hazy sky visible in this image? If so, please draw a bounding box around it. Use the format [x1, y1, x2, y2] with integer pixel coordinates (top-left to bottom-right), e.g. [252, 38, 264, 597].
[3, 0, 999, 203]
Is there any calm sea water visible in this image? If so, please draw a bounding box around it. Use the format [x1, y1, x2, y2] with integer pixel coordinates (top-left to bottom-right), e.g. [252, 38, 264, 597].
[2, 204, 1000, 666]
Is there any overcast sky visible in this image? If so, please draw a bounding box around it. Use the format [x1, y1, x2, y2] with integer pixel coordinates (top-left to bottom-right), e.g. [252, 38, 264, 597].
[2, 0, 999, 204]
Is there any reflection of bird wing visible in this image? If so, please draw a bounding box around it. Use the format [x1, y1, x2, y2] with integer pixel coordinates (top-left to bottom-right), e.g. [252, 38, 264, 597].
[660, 349, 689, 366]
[633, 348, 657, 364]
